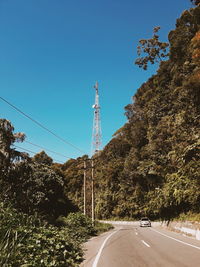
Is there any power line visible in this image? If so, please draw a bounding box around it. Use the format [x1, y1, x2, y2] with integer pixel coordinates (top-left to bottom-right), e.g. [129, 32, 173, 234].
[13, 145, 65, 164]
[24, 140, 72, 159]
[0, 96, 86, 154]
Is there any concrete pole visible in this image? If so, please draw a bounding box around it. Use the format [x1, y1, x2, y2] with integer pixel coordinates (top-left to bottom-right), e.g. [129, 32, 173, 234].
[83, 160, 86, 215]
[91, 159, 95, 222]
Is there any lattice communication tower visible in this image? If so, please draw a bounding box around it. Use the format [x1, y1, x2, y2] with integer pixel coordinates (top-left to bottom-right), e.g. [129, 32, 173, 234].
[91, 81, 102, 156]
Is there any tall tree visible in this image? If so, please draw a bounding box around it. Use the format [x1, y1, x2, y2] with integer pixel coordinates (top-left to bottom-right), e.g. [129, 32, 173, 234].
[190, 0, 200, 6]
[0, 119, 26, 175]
[0, 119, 77, 221]
[135, 27, 169, 70]
[32, 150, 53, 166]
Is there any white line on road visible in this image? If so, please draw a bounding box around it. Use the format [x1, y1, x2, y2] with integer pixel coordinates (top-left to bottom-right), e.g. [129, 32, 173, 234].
[141, 240, 150, 247]
[92, 230, 119, 267]
[151, 228, 200, 250]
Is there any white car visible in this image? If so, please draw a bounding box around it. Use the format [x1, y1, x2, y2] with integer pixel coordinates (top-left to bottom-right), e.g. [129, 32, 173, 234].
[140, 217, 151, 227]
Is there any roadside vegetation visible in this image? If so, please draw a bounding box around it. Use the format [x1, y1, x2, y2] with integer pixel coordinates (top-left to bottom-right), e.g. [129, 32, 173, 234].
[0, 119, 112, 266]
[0, 203, 82, 266]
[0, 202, 112, 266]
[176, 212, 200, 222]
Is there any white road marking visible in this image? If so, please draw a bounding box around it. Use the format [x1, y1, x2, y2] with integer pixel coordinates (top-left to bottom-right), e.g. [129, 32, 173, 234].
[141, 240, 150, 247]
[151, 228, 200, 250]
[134, 228, 138, 235]
[92, 230, 119, 267]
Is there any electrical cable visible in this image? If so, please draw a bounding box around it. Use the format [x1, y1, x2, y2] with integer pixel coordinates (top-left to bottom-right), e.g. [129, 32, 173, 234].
[0, 96, 86, 154]
[13, 145, 65, 164]
[24, 140, 72, 159]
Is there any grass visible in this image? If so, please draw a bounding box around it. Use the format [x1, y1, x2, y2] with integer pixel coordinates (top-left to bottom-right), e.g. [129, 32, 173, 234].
[93, 221, 114, 234]
[176, 212, 200, 222]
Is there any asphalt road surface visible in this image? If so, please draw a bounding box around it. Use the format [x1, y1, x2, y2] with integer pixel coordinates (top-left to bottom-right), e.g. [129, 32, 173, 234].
[81, 223, 200, 267]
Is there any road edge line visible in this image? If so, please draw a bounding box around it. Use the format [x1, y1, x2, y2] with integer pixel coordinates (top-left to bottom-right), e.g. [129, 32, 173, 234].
[92, 229, 119, 267]
[151, 228, 200, 250]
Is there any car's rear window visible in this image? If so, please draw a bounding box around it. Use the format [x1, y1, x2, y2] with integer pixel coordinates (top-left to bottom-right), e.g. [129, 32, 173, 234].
[141, 218, 149, 221]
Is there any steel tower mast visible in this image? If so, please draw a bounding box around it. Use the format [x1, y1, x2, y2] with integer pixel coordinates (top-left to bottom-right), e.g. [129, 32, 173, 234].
[91, 81, 102, 156]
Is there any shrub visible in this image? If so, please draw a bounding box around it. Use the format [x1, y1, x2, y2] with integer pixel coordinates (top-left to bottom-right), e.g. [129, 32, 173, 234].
[57, 212, 96, 242]
[0, 203, 83, 267]
[94, 221, 114, 234]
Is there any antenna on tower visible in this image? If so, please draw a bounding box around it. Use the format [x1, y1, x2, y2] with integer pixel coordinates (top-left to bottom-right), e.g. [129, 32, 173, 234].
[91, 81, 102, 156]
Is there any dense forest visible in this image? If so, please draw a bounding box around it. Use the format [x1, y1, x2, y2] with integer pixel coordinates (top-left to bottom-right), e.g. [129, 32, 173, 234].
[96, 4, 200, 220]
[0, 2, 200, 266]
[59, 5, 200, 221]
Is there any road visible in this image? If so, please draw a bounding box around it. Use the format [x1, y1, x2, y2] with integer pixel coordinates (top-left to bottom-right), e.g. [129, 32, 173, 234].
[81, 223, 200, 267]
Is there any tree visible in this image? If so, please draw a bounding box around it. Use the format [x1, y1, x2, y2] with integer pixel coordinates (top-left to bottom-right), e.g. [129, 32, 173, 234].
[93, 6, 200, 220]
[0, 119, 26, 176]
[190, 0, 200, 6]
[8, 161, 77, 220]
[61, 156, 87, 212]
[0, 119, 77, 222]
[135, 27, 169, 70]
[32, 150, 53, 166]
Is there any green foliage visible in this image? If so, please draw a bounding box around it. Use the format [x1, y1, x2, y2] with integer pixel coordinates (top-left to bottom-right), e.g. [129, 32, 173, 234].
[54, 6, 200, 223]
[0, 119, 78, 222]
[0, 205, 113, 267]
[168, 8, 200, 64]
[0, 203, 83, 267]
[177, 212, 200, 222]
[135, 27, 169, 70]
[32, 150, 53, 166]
[0, 107, 114, 266]
[0, 119, 26, 175]
[89, 5, 200, 221]
[94, 221, 114, 234]
[16, 226, 82, 267]
[1, 161, 77, 222]
[61, 156, 87, 212]
[57, 212, 96, 241]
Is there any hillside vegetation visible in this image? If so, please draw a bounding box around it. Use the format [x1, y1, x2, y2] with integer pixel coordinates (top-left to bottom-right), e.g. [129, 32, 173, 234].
[94, 6, 200, 220]
[63, 6, 200, 221]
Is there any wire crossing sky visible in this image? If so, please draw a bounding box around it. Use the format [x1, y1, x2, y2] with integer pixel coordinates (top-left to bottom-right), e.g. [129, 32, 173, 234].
[0, 96, 86, 154]
[0, 0, 192, 162]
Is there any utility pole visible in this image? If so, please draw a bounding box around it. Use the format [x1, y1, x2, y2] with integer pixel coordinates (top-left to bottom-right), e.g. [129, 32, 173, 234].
[91, 81, 102, 222]
[91, 159, 94, 222]
[83, 160, 86, 215]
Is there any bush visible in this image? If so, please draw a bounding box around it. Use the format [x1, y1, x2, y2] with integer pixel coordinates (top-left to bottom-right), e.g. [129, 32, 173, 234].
[57, 212, 96, 242]
[94, 221, 114, 234]
[177, 212, 200, 222]
[0, 203, 83, 267]
[15, 226, 82, 267]
[0, 204, 114, 266]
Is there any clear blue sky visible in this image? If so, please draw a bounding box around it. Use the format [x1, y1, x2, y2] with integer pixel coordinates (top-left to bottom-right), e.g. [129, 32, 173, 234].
[0, 0, 192, 162]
